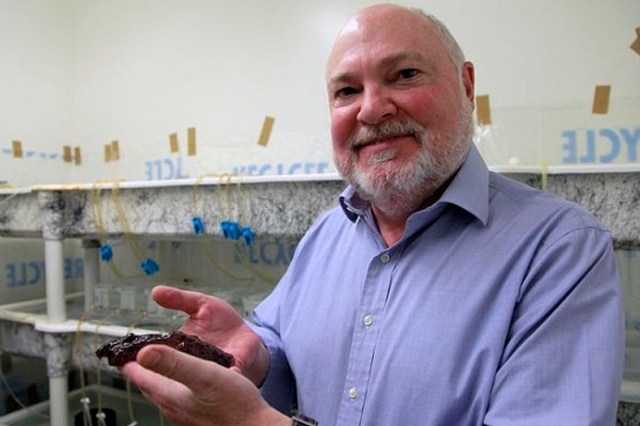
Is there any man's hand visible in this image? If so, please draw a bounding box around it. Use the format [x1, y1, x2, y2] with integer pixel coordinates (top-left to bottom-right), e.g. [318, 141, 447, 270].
[150, 285, 270, 385]
[121, 344, 290, 426]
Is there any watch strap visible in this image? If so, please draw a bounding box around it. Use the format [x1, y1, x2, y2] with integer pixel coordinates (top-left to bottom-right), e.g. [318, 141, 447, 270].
[291, 414, 318, 426]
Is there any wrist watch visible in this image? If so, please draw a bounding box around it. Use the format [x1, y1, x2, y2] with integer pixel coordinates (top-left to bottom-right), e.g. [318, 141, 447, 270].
[291, 414, 318, 425]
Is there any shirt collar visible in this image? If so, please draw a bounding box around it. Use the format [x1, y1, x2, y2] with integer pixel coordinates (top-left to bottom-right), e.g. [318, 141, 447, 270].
[338, 144, 490, 226]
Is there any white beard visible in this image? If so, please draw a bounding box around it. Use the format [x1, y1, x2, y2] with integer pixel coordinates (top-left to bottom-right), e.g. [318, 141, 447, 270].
[335, 102, 474, 216]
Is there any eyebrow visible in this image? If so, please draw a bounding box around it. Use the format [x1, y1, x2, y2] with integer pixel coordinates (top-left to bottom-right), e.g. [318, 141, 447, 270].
[379, 51, 430, 69]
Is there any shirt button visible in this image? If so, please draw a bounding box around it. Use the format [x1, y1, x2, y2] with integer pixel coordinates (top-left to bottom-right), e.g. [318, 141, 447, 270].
[380, 253, 390, 263]
[363, 315, 374, 327]
[348, 387, 359, 400]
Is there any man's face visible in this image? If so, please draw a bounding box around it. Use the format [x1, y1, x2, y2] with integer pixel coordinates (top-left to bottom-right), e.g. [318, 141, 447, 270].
[326, 6, 475, 205]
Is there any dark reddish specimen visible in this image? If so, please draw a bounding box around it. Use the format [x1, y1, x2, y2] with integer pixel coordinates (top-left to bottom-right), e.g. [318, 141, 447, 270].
[96, 331, 235, 368]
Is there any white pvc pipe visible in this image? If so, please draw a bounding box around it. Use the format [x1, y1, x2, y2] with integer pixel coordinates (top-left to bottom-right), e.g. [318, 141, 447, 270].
[44, 238, 68, 426]
[83, 243, 100, 311]
[48, 376, 68, 426]
[45, 239, 66, 323]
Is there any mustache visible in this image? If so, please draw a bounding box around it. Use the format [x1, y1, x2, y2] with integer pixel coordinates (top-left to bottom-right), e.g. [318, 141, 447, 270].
[347, 120, 427, 150]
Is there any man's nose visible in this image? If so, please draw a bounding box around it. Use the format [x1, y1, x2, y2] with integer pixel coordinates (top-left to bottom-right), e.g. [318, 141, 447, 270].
[356, 85, 398, 125]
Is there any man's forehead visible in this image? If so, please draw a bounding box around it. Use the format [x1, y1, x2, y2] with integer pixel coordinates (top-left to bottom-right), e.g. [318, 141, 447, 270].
[326, 7, 445, 79]
[339, 16, 360, 37]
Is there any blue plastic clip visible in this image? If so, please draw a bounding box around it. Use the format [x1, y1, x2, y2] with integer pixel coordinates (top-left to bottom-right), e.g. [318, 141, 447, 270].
[221, 221, 231, 238]
[221, 220, 241, 240]
[228, 222, 241, 240]
[241, 227, 256, 246]
[99, 244, 113, 262]
[192, 216, 205, 234]
[140, 258, 160, 275]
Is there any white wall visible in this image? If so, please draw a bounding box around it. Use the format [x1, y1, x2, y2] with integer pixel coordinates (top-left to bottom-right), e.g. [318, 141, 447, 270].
[1, 0, 639, 186]
[0, 0, 73, 183]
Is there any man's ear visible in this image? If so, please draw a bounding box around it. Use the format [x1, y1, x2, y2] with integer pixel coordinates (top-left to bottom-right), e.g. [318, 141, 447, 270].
[461, 61, 475, 104]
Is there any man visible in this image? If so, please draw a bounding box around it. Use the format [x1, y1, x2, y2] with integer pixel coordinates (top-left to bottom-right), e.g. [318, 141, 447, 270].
[122, 4, 624, 425]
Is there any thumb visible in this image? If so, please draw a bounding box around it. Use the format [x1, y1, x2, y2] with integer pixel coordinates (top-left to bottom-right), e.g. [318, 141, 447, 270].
[137, 344, 228, 393]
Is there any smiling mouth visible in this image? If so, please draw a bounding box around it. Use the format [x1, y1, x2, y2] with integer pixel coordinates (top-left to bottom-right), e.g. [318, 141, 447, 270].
[355, 134, 412, 150]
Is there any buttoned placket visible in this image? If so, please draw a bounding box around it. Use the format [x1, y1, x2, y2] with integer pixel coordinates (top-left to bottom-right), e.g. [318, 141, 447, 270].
[336, 249, 396, 425]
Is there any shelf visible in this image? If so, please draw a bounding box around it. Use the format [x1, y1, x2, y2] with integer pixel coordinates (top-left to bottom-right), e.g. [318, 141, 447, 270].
[0, 179, 346, 240]
[0, 384, 175, 425]
[621, 380, 640, 404]
[0, 295, 187, 373]
[1, 172, 638, 247]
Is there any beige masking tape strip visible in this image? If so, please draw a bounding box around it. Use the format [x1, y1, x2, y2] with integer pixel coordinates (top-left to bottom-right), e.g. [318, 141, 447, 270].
[475, 95, 492, 126]
[631, 27, 640, 56]
[257, 116, 275, 147]
[540, 164, 549, 191]
[104, 144, 113, 163]
[592, 85, 611, 114]
[63, 146, 72, 163]
[187, 127, 197, 156]
[169, 132, 179, 153]
[12, 141, 23, 158]
[74, 147, 82, 166]
[111, 140, 120, 161]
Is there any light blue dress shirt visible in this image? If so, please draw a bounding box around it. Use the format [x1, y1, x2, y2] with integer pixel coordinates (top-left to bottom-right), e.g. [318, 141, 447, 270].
[252, 145, 624, 426]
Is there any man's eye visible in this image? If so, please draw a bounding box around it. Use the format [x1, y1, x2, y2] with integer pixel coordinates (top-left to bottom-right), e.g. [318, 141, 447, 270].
[335, 87, 358, 98]
[398, 69, 419, 79]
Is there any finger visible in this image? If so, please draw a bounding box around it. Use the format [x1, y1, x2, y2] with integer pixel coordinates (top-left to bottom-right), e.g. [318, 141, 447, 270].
[136, 344, 229, 394]
[152, 285, 242, 329]
[121, 362, 198, 426]
[151, 285, 203, 316]
[120, 358, 193, 408]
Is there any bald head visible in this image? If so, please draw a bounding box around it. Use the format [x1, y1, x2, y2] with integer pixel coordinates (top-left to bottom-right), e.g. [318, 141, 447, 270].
[328, 4, 466, 77]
